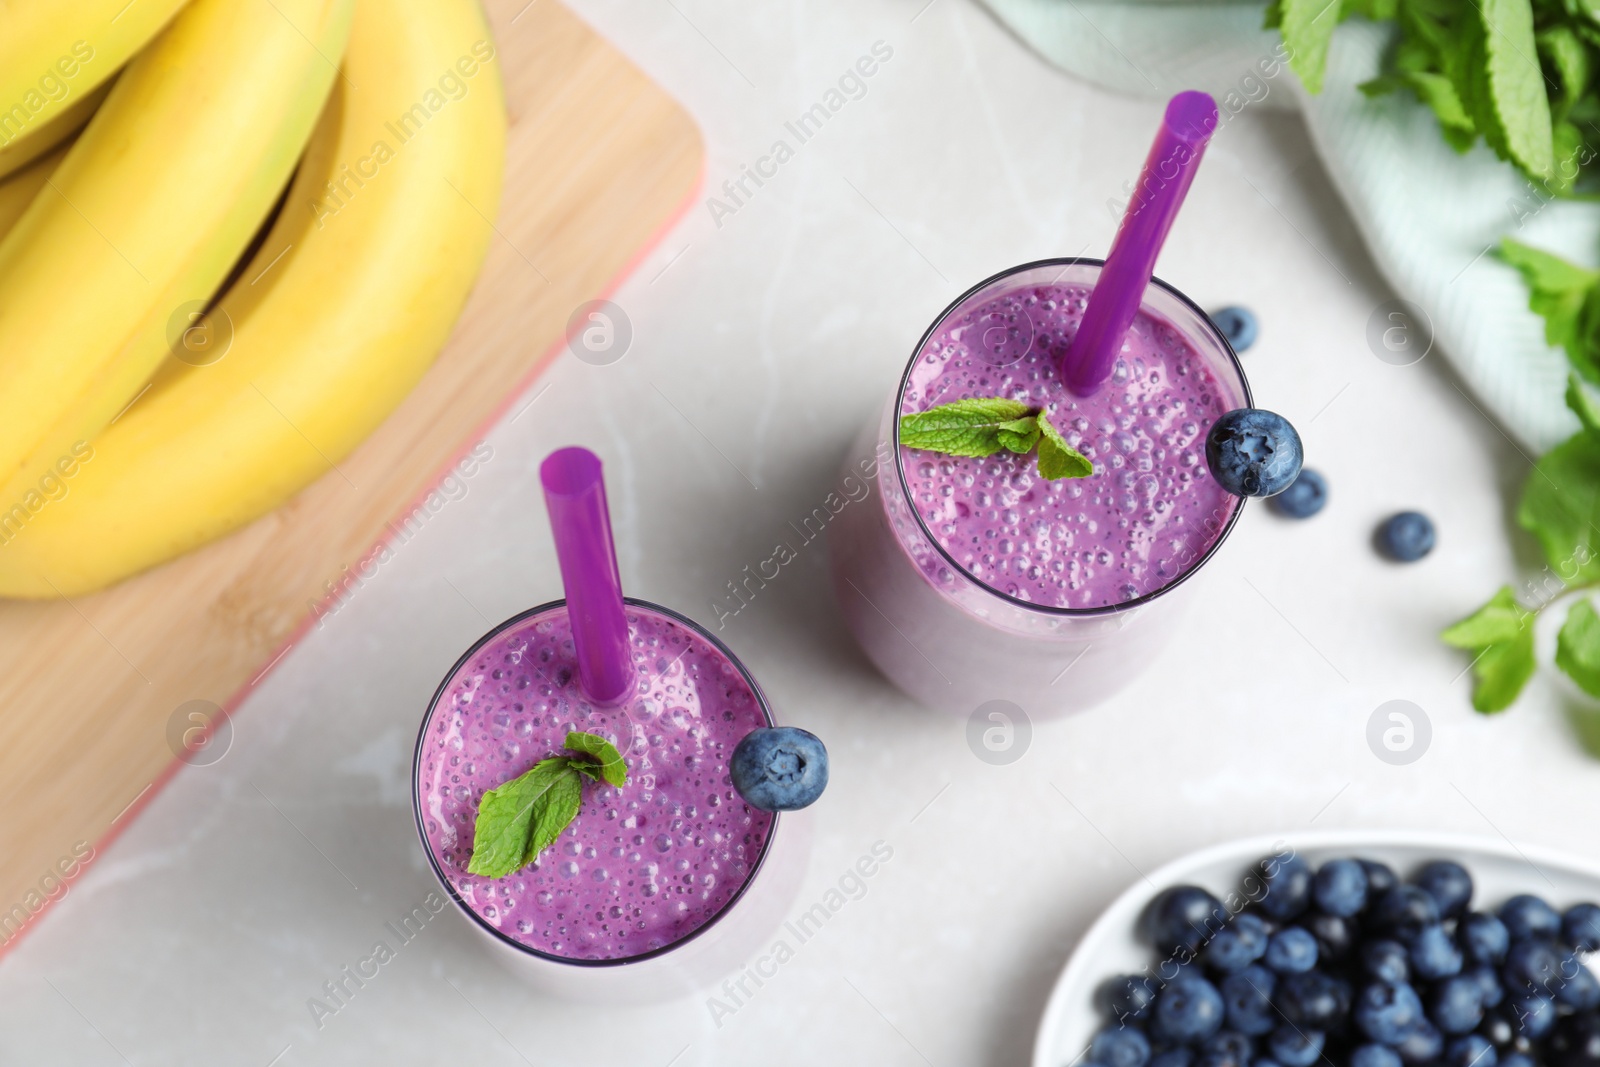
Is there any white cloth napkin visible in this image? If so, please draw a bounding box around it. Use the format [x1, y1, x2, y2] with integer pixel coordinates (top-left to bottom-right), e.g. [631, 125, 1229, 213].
[979, 0, 1590, 452]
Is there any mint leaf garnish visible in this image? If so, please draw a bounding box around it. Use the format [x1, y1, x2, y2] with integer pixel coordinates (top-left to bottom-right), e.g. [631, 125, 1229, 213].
[466, 730, 630, 879]
[899, 398, 1093, 481]
[468, 758, 578, 879]
[1557, 598, 1600, 697]
[563, 730, 627, 787]
[898, 397, 1031, 459]
[1036, 412, 1093, 480]
[1441, 586, 1538, 713]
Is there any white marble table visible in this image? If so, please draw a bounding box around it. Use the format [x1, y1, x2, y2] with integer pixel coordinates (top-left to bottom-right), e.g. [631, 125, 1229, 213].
[3, 1, 1591, 1064]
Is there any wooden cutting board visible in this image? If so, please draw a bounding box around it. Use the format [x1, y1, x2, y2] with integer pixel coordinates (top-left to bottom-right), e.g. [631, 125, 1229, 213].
[0, 0, 701, 955]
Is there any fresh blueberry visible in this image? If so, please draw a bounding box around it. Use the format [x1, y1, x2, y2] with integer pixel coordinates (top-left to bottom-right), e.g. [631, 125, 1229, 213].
[1355, 982, 1427, 1045]
[1153, 975, 1227, 1045]
[1373, 886, 1441, 943]
[1206, 409, 1303, 498]
[1565, 904, 1600, 953]
[729, 726, 827, 811]
[1430, 974, 1485, 1034]
[1499, 895, 1562, 942]
[1460, 913, 1511, 965]
[1304, 912, 1357, 964]
[1499, 1056, 1535, 1067]
[1375, 512, 1435, 562]
[1444, 1034, 1498, 1067]
[1211, 307, 1259, 353]
[1256, 853, 1314, 921]
[1277, 971, 1350, 1030]
[1103, 974, 1161, 1023]
[1222, 965, 1279, 1036]
[1269, 469, 1328, 519]
[1148, 886, 1231, 958]
[1266, 1027, 1323, 1067]
[1411, 924, 1464, 980]
[1361, 860, 1401, 901]
[1467, 963, 1505, 1009]
[1362, 940, 1412, 985]
[1394, 1020, 1444, 1063]
[1415, 861, 1473, 917]
[1150, 1050, 1195, 1067]
[1549, 1012, 1600, 1067]
[1503, 939, 1564, 996]
[1207, 915, 1272, 974]
[1555, 960, 1600, 1012]
[1092, 1027, 1152, 1067]
[1266, 929, 1319, 975]
[1311, 858, 1368, 917]
[1507, 994, 1556, 1039]
[1198, 1030, 1255, 1067]
[1252, 1060, 1282, 1067]
[1351, 1045, 1404, 1067]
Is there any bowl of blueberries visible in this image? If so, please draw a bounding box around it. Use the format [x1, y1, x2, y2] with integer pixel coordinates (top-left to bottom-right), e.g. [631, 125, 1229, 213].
[1033, 831, 1600, 1067]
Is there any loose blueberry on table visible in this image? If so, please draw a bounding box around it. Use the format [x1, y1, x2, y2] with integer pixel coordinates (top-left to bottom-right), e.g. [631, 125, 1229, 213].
[1210, 306, 1259, 353]
[1083, 856, 1600, 1067]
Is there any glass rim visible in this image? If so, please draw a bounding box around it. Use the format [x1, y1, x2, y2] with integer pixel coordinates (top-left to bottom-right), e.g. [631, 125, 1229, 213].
[410, 595, 780, 969]
[893, 256, 1254, 619]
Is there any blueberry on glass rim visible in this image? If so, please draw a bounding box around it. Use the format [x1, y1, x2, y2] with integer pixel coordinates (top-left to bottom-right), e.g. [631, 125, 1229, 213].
[1210, 306, 1259, 353]
[1205, 409, 1303, 498]
[729, 726, 827, 811]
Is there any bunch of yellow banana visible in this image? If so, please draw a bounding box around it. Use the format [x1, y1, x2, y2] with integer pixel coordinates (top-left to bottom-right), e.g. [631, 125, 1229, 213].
[0, 0, 506, 597]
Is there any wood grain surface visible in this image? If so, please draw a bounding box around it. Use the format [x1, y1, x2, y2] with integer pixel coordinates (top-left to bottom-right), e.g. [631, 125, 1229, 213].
[0, 0, 702, 956]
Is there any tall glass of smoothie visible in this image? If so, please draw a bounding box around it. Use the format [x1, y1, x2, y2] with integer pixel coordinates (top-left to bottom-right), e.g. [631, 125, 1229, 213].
[828, 256, 1252, 718]
[414, 448, 827, 1001]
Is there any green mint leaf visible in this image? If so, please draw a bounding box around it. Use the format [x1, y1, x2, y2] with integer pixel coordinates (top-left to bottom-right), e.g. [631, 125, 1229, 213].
[1342, 0, 1398, 21]
[1557, 598, 1600, 697]
[1036, 413, 1094, 480]
[563, 730, 628, 788]
[1469, 629, 1539, 712]
[1277, 0, 1345, 93]
[1441, 585, 1532, 647]
[1538, 26, 1591, 113]
[1263, 0, 1284, 30]
[467, 757, 581, 879]
[522, 765, 583, 867]
[1477, 0, 1554, 178]
[1500, 238, 1600, 373]
[995, 417, 1042, 454]
[1518, 429, 1600, 585]
[898, 397, 1032, 459]
[1442, 586, 1538, 713]
[1402, 71, 1477, 142]
[1568, 374, 1600, 437]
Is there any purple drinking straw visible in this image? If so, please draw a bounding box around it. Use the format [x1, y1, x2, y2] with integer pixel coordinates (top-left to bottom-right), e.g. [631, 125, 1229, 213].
[539, 447, 632, 704]
[1063, 90, 1219, 397]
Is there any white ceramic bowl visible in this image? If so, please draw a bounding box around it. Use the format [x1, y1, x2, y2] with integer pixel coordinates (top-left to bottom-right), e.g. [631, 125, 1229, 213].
[1033, 830, 1600, 1067]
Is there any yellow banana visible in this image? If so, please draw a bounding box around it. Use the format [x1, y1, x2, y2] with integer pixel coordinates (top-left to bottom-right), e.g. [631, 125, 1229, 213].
[0, 0, 185, 171]
[0, 142, 64, 238]
[0, 0, 506, 597]
[0, 0, 355, 582]
[0, 79, 110, 181]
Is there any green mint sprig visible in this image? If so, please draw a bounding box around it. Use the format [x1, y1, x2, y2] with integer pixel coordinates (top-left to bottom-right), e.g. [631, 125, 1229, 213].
[898, 398, 1093, 480]
[1270, 0, 1577, 189]
[466, 730, 627, 880]
[1440, 366, 1600, 713]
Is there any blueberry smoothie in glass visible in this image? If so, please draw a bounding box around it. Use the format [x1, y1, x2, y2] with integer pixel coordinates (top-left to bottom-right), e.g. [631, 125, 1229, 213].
[828, 258, 1255, 718]
[900, 279, 1238, 610]
[414, 447, 828, 1000]
[416, 600, 775, 961]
